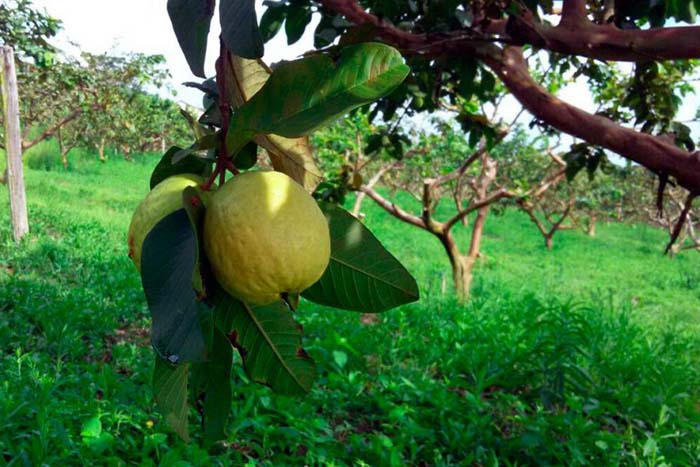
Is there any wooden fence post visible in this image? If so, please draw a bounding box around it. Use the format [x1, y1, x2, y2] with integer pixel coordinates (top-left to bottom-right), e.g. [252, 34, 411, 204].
[1, 46, 29, 242]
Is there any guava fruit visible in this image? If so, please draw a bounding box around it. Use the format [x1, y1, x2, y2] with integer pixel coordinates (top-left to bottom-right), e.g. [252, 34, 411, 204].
[128, 174, 204, 271]
[203, 170, 330, 305]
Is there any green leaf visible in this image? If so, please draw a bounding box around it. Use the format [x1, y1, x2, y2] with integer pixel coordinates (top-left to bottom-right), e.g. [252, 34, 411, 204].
[199, 101, 222, 126]
[303, 203, 419, 312]
[285, 6, 312, 45]
[167, 0, 216, 77]
[141, 209, 208, 362]
[259, 3, 286, 42]
[234, 141, 258, 169]
[153, 356, 190, 441]
[225, 55, 323, 191]
[80, 416, 102, 438]
[202, 328, 233, 442]
[219, 0, 264, 59]
[212, 288, 315, 395]
[150, 146, 211, 189]
[227, 43, 410, 143]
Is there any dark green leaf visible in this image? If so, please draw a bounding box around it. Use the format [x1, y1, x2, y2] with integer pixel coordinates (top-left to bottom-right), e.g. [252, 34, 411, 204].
[219, 0, 264, 59]
[153, 356, 190, 441]
[227, 43, 410, 144]
[314, 14, 341, 48]
[212, 288, 315, 395]
[167, 0, 216, 77]
[200, 101, 222, 126]
[233, 141, 258, 169]
[173, 133, 219, 164]
[285, 6, 312, 45]
[364, 133, 384, 155]
[142, 209, 208, 362]
[260, 4, 287, 42]
[150, 146, 211, 189]
[303, 203, 419, 312]
[202, 328, 233, 442]
[564, 148, 587, 182]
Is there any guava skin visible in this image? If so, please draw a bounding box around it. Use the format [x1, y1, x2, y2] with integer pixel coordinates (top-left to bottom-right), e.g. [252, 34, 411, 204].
[127, 174, 204, 271]
[203, 170, 331, 306]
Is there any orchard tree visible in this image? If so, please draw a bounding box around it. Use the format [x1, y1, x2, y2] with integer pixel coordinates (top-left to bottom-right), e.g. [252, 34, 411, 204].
[261, 0, 700, 248]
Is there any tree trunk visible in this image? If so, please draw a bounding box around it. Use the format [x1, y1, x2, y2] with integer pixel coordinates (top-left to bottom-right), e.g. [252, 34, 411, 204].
[468, 204, 489, 258]
[98, 138, 106, 162]
[123, 144, 131, 161]
[545, 235, 553, 250]
[438, 231, 474, 301]
[587, 213, 597, 237]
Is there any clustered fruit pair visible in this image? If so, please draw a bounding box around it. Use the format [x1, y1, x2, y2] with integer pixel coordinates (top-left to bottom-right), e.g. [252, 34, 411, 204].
[127, 171, 331, 305]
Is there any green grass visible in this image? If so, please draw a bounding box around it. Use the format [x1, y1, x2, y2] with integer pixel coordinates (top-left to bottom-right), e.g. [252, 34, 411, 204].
[1, 151, 700, 466]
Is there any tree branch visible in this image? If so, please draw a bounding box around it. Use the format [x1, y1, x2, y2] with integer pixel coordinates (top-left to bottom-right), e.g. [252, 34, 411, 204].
[507, 8, 700, 61]
[360, 185, 427, 230]
[444, 188, 510, 231]
[21, 105, 98, 151]
[561, 0, 587, 24]
[480, 46, 700, 193]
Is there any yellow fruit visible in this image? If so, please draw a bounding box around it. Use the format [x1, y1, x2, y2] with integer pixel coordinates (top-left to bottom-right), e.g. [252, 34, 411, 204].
[203, 171, 330, 305]
[127, 174, 204, 271]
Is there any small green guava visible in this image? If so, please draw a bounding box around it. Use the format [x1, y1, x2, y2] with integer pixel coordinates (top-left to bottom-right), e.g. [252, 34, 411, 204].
[127, 174, 204, 271]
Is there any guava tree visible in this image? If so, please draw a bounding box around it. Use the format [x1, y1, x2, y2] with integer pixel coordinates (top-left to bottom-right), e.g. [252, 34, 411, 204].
[129, 0, 420, 442]
[264, 0, 700, 247]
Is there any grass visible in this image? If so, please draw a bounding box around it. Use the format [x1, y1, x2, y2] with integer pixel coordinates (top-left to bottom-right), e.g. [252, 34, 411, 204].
[1, 150, 700, 466]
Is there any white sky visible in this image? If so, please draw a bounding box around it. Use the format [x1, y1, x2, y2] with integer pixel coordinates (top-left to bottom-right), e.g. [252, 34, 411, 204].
[33, 0, 320, 108]
[32, 0, 698, 144]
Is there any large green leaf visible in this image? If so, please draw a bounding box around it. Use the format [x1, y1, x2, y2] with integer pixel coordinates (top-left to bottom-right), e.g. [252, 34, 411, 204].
[303, 203, 419, 312]
[212, 288, 315, 395]
[141, 209, 208, 362]
[153, 357, 190, 441]
[225, 54, 322, 191]
[227, 43, 409, 143]
[202, 327, 233, 442]
[150, 146, 211, 189]
[167, 0, 215, 77]
[219, 0, 264, 59]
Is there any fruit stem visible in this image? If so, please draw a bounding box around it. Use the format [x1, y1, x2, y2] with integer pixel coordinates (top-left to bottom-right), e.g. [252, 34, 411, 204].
[223, 158, 239, 176]
[202, 165, 220, 191]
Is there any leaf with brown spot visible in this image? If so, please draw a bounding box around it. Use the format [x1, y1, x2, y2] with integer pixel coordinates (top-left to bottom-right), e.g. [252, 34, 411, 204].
[212, 285, 315, 395]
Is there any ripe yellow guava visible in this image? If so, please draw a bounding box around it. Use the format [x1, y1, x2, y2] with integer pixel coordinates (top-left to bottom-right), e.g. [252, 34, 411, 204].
[203, 170, 330, 305]
[127, 174, 204, 271]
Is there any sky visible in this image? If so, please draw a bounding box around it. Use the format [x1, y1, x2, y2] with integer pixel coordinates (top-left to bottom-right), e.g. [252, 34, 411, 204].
[32, 0, 320, 108]
[31, 0, 698, 144]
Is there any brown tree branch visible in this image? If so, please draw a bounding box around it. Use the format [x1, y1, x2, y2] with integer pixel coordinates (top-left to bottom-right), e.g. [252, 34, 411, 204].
[561, 0, 588, 24]
[360, 185, 427, 230]
[507, 8, 700, 61]
[21, 105, 98, 151]
[480, 46, 700, 193]
[319, 0, 700, 194]
[665, 191, 699, 254]
[444, 188, 510, 231]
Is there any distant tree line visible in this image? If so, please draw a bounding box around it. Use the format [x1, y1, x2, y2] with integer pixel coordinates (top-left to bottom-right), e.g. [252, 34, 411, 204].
[0, 0, 192, 172]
